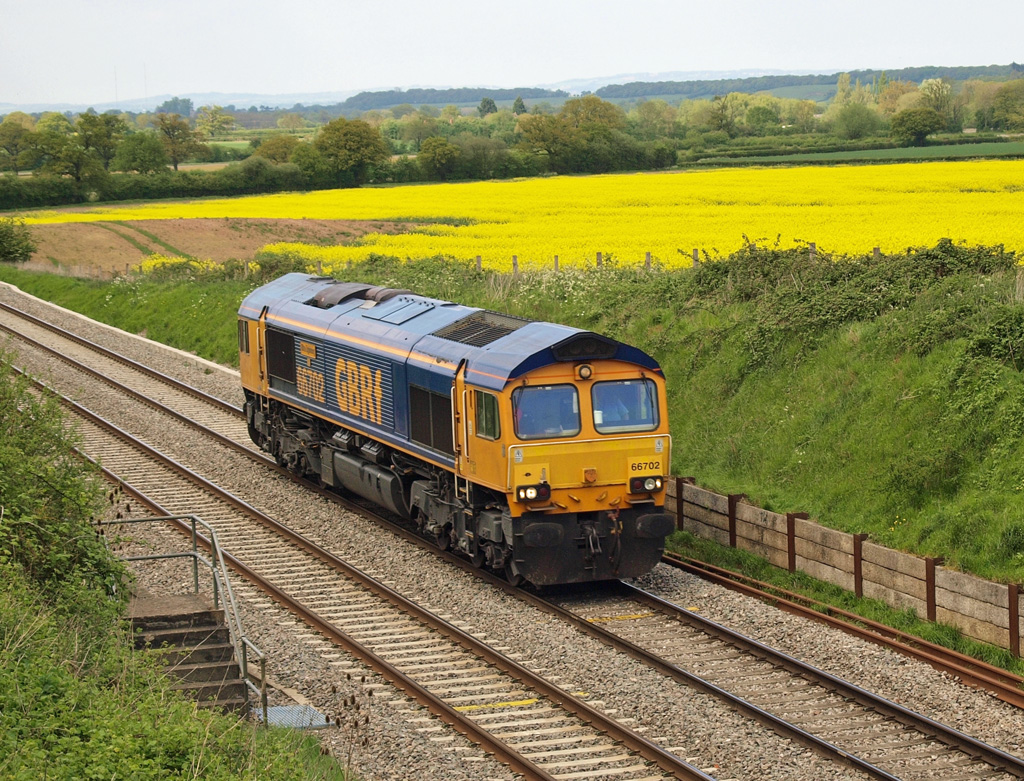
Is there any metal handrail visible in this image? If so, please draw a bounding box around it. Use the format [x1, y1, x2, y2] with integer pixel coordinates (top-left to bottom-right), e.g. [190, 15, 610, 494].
[103, 514, 268, 724]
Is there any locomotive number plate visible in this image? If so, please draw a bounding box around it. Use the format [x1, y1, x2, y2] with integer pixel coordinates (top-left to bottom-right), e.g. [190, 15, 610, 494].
[629, 457, 663, 474]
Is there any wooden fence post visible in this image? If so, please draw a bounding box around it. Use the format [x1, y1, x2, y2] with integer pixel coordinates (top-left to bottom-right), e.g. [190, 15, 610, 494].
[853, 533, 868, 598]
[596, 251, 602, 268]
[809, 242, 816, 261]
[645, 251, 651, 270]
[925, 557, 942, 622]
[727, 494, 744, 548]
[316, 260, 322, 275]
[692, 249, 700, 268]
[874, 246, 881, 261]
[553, 255, 559, 272]
[674, 477, 695, 531]
[476, 255, 482, 272]
[512, 255, 518, 276]
[1010, 583, 1020, 658]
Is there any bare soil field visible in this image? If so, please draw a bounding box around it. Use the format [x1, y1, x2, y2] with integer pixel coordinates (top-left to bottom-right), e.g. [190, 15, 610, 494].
[25, 218, 409, 276]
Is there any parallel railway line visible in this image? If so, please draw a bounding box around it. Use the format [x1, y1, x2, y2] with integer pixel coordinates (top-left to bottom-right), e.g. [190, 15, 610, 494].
[4, 297, 1024, 779]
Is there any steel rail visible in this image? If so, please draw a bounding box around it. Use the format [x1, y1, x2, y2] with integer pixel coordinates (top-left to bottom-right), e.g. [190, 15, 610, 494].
[29, 370, 712, 781]
[663, 551, 1024, 709]
[0, 300, 241, 414]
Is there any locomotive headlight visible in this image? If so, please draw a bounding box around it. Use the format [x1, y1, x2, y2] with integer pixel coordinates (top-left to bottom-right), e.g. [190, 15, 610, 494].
[516, 483, 552, 502]
[630, 476, 664, 493]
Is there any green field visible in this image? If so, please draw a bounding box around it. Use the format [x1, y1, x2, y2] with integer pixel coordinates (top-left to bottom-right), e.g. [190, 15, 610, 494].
[698, 140, 1024, 165]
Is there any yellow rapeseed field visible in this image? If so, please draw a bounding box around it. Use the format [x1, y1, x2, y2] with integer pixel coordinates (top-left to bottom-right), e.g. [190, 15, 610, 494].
[24, 160, 1024, 269]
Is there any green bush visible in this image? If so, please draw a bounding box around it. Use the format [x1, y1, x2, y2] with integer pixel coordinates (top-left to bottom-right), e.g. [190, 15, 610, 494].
[0, 216, 37, 263]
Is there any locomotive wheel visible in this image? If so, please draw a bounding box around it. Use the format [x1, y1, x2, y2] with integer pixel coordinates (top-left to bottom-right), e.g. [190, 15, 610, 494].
[435, 526, 451, 551]
[470, 546, 486, 568]
[504, 561, 523, 587]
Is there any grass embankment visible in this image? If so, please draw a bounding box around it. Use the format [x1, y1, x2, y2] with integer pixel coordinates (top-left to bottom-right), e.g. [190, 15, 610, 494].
[3, 240, 1024, 667]
[0, 358, 344, 779]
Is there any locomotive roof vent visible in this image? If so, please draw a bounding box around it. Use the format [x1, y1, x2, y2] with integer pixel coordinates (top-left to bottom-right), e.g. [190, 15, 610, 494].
[308, 283, 413, 309]
[432, 310, 532, 347]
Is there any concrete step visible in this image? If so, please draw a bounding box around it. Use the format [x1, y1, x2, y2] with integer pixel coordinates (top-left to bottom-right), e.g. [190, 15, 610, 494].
[151, 641, 237, 666]
[135, 624, 231, 650]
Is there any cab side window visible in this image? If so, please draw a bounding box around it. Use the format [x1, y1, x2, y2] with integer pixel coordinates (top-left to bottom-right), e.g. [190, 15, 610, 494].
[475, 390, 500, 440]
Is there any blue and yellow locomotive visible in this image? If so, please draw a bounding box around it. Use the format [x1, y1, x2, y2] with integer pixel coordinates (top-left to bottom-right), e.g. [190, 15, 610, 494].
[238, 273, 674, 586]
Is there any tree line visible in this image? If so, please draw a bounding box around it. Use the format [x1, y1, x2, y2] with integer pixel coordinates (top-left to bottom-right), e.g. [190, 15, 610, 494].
[2, 73, 1023, 210]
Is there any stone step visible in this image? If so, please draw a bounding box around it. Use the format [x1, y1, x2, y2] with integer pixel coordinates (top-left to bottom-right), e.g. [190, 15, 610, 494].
[135, 624, 231, 650]
[150, 641, 237, 666]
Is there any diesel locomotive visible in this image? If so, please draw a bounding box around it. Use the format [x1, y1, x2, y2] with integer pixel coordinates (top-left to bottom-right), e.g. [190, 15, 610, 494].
[238, 273, 674, 586]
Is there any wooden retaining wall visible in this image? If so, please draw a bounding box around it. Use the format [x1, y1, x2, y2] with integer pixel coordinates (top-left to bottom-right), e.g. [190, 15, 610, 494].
[667, 478, 1023, 656]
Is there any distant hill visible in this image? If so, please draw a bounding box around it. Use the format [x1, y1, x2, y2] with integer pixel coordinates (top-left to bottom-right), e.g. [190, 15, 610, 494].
[3, 63, 1021, 116]
[596, 63, 1024, 102]
[334, 86, 569, 112]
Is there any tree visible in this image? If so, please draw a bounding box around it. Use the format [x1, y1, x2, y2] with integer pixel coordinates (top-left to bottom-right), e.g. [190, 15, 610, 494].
[1, 111, 35, 130]
[155, 96, 193, 117]
[76, 111, 127, 170]
[277, 113, 305, 130]
[918, 78, 960, 130]
[195, 105, 236, 138]
[26, 130, 103, 184]
[512, 96, 527, 115]
[35, 112, 73, 136]
[312, 117, 389, 185]
[707, 94, 744, 136]
[744, 104, 781, 136]
[453, 135, 507, 178]
[441, 105, 461, 124]
[832, 103, 882, 140]
[559, 95, 625, 129]
[417, 136, 461, 180]
[0, 217, 36, 263]
[153, 113, 204, 170]
[877, 80, 918, 116]
[291, 143, 334, 188]
[251, 133, 299, 163]
[111, 131, 169, 173]
[992, 80, 1024, 131]
[832, 73, 853, 108]
[400, 113, 439, 151]
[478, 97, 498, 118]
[0, 119, 32, 173]
[632, 99, 676, 139]
[890, 107, 945, 146]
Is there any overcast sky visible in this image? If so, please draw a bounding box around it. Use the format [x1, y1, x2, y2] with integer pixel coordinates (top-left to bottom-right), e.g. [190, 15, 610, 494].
[2, 0, 1021, 108]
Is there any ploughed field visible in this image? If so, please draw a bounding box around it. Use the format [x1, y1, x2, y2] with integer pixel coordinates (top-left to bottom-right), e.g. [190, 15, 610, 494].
[25, 217, 410, 273]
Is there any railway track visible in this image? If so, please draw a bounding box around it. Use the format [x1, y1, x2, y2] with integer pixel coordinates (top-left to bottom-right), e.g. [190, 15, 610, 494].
[5, 297, 1024, 779]
[544, 585, 1024, 780]
[661, 553, 1024, 710]
[7, 322, 711, 780]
